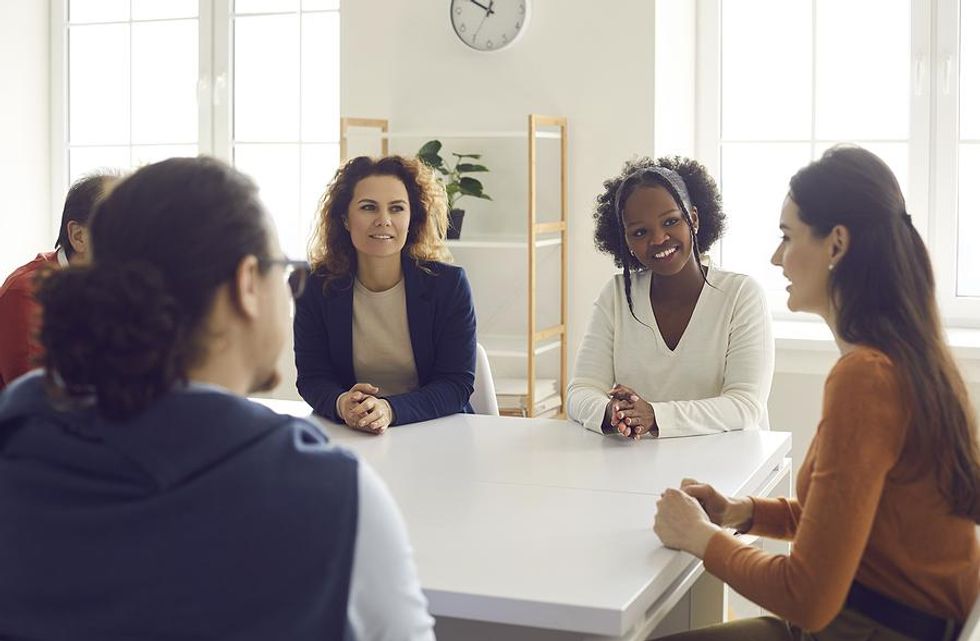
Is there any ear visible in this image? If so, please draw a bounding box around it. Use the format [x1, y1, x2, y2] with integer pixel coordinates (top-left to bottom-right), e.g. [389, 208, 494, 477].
[689, 206, 700, 234]
[230, 255, 262, 321]
[66, 221, 90, 257]
[827, 224, 850, 265]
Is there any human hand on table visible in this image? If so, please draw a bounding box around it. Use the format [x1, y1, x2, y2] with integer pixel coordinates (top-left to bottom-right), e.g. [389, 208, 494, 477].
[653, 487, 720, 557]
[606, 383, 656, 439]
[338, 383, 393, 434]
[680, 478, 755, 531]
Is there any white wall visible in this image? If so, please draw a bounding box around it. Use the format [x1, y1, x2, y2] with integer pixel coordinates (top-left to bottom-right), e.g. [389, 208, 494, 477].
[654, 0, 696, 159]
[0, 1, 51, 278]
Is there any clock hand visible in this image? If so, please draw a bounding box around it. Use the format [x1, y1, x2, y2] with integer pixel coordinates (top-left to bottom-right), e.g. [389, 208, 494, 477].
[471, 11, 490, 43]
[469, 0, 494, 14]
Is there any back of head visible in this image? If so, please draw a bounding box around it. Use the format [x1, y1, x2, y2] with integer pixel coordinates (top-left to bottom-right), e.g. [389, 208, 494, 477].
[791, 145, 980, 521]
[37, 156, 271, 421]
[309, 155, 450, 282]
[55, 170, 121, 258]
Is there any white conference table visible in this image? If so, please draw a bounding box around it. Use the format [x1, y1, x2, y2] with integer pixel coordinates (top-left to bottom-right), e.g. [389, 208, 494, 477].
[256, 399, 792, 641]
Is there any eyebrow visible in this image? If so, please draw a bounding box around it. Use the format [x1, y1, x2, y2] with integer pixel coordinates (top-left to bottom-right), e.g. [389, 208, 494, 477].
[357, 198, 407, 205]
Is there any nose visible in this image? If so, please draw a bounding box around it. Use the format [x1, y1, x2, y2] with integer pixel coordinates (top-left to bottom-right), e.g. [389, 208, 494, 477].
[375, 211, 392, 226]
[649, 227, 672, 248]
[770, 244, 782, 266]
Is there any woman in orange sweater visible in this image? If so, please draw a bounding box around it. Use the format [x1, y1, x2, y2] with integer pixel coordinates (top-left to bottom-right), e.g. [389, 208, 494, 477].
[654, 145, 980, 641]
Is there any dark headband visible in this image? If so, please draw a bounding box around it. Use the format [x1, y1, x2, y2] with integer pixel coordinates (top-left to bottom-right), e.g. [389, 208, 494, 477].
[614, 166, 694, 223]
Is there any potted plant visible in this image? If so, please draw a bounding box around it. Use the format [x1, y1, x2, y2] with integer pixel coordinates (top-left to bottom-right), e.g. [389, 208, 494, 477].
[417, 139, 492, 239]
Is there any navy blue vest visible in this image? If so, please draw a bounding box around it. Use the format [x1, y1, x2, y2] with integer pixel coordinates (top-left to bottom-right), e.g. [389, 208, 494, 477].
[0, 372, 359, 640]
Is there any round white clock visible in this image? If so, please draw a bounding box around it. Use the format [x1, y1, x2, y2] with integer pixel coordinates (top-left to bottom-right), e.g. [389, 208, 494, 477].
[450, 0, 529, 52]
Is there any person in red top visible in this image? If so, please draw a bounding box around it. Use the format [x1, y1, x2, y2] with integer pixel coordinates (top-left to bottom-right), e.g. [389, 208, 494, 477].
[0, 171, 118, 390]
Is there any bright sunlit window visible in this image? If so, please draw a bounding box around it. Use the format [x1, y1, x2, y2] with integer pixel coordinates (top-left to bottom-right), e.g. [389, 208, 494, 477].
[56, 0, 340, 258]
[957, 0, 980, 297]
[699, 0, 978, 322]
[231, 0, 341, 257]
[65, 0, 199, 182]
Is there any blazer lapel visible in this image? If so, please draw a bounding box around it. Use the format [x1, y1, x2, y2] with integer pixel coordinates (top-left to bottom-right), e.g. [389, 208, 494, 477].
[325, 277, 356, 386]
[402, 256, 434, 383]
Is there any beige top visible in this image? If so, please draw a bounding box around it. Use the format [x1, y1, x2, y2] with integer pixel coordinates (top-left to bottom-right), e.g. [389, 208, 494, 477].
[352, 277, 419, 397]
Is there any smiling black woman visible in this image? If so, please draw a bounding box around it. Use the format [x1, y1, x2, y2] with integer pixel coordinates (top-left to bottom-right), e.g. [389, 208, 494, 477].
[567, 155, 774, 440]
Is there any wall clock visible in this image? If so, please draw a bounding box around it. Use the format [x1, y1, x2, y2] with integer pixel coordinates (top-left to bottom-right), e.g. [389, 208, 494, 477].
[450, 0, 529, 52]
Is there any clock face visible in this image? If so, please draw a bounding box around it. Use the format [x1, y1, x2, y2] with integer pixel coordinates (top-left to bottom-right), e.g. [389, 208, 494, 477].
[450, 0, 529, 52]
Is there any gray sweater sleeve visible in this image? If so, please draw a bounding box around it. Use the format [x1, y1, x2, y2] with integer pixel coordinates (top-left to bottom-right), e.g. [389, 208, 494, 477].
[347, 462, 436, 641]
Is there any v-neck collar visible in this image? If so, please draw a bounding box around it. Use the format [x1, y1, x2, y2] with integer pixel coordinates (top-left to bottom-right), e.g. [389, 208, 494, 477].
[636, 269, 711, 355]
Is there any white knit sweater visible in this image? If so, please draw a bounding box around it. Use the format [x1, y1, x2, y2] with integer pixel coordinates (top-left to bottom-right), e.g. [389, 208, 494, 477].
[567, 268, 775, 437]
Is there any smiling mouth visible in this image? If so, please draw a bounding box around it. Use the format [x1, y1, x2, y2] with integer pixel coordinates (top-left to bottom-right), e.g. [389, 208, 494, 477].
[652, 246, 678, 260]
[369, 234, 395, 240]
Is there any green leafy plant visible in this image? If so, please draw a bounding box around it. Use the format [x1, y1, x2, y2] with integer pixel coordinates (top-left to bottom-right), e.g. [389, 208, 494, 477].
[417, 140, 492, 210]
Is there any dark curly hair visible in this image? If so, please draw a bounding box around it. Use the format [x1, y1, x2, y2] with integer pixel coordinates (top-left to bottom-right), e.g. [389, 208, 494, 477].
[593, 155, 726, 322]
[36, 156, 272, 421]
[594, 155, 725, 267]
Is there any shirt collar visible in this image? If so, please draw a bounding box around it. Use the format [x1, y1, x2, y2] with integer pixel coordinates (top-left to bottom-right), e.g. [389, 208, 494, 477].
[56, 247, 69, 267]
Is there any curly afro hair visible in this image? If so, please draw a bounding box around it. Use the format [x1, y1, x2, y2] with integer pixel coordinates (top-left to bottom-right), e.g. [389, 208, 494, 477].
[593, 155, 726, 270]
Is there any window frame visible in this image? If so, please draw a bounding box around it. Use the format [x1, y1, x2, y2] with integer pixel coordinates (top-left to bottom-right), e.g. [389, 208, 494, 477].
[693, 0, 980, 325]
[50, 0, 341, 259]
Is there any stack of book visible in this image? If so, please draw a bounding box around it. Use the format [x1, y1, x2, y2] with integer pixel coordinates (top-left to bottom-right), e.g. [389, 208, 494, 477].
[495, 378, 562, 418]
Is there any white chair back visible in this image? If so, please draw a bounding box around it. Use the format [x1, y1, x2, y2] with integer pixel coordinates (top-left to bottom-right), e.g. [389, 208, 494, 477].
[470, 343, 498, 416]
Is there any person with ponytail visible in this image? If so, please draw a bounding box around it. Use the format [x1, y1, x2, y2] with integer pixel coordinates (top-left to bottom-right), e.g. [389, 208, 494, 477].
[654, 146, 980, 641]
[567, 156, 774, 438]
[0, 157, 435, 641]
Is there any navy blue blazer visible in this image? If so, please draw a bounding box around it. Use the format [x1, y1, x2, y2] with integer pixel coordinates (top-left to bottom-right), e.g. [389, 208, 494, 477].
[0, 372, 359, 641]
[294, 255, 477, 425]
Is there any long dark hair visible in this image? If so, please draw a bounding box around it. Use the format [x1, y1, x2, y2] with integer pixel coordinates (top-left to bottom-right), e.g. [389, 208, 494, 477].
[36, 156, 272, 421]
[790, 145, 980, 521]
[309, 155, 450, 287]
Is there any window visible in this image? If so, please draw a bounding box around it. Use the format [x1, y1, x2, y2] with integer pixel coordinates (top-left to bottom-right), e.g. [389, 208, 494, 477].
[696, 0, 978, 322]
[54, 0, 341, 258]
[229, 0, 341, 257]
[63, 0, 200, 182]
[955, 0, 980, 297]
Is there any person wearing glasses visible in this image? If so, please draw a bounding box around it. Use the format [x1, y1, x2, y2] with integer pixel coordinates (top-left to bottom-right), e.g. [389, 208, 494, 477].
[567, 156, 774, 438]
[294, 155, 477, 433]
[654, 147, 979, 641]
[0, 157, 435, 641]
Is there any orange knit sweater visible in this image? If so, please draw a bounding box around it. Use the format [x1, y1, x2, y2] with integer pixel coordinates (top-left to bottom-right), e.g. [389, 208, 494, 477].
[704, 347, 979, 631]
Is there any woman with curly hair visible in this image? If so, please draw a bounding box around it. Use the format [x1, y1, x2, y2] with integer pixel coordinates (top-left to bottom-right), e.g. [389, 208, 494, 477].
[567, 156, 774, 438]
[294, 155, 477, 432]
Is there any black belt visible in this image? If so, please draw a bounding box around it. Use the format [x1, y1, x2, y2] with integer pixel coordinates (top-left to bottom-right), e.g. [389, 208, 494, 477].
[845, 581, 962, 641]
